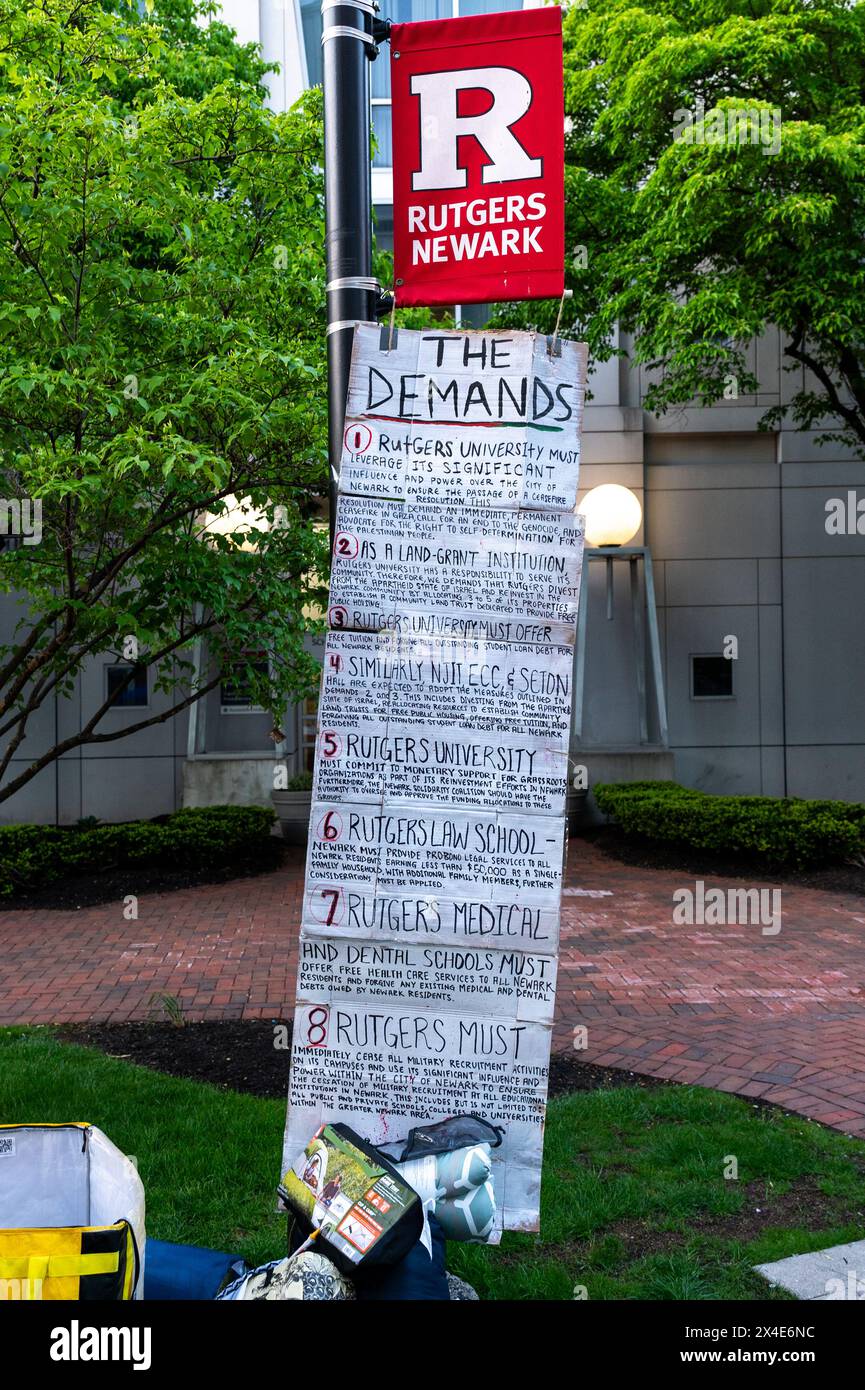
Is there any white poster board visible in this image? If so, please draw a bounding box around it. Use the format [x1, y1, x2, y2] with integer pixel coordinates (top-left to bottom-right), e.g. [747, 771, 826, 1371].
[305, 802, 566, 903]
[287, 1001, 551, 1233]
[297, 936, 557, 1022]
[312, 724, 567, 816]
[330, 496, 584, 645]
[301, 884, 562, 955]
[314, 631, 573, 816]
[282, 326, 587, 1236]
[340, 324, 586, 511]
[319, 632, 574, 742]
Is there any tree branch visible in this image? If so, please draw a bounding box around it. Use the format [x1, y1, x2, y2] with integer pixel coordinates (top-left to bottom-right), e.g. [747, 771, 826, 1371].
[784, 335, 865, 447]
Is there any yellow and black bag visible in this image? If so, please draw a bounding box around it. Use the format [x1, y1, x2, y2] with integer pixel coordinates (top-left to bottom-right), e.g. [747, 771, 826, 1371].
[0, 1123, 145, 1301]
[0, 1220, 138, 1301]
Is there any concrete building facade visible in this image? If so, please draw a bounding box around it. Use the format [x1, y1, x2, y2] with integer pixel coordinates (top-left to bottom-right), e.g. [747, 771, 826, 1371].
[1, 0, 862, 823]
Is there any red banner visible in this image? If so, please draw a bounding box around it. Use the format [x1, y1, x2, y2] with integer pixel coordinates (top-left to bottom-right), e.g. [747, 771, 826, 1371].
[390, 7, 564, 308]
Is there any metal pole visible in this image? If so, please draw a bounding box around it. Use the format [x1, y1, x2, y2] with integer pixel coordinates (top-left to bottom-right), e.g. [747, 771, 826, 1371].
[322, 0, 378, 545]
[572, 557, 589, 743]
[630, 555, 648, 744]
[642, 548, 669, 747]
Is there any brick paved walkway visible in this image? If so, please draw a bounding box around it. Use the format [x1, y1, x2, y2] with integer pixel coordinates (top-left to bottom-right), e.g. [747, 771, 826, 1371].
[2, 842, 864, 1136]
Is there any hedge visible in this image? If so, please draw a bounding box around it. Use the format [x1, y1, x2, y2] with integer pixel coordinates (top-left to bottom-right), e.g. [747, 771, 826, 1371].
[0, 805, 276, 899]
[593, 781, 865, 868]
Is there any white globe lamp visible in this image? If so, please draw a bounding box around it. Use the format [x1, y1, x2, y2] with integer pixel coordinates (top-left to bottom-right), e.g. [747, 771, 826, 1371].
[579, 484, 642, 548]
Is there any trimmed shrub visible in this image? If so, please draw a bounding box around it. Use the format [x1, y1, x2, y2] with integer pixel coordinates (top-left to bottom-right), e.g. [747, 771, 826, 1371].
[0, 805, 276, 899]
[284, 771, 313, 792]
[593, 781, 865, 868]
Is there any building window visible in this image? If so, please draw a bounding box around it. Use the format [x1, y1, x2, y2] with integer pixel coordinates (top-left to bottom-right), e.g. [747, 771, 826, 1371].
[302, 0, 528, 171]
[299, 0, 323, 87]
[374, 202, 394, 253]
[220, 659, 269, 714]
[106, 663, 149, 708]
[691, 655, 734, 700]
[299, 694, 318, 774]
[371, 99, 393, 169]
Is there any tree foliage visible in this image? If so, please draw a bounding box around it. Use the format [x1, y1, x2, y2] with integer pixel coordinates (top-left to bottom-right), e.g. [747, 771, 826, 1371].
[498, 0, 865, 455]
[0, 0, 328, 805]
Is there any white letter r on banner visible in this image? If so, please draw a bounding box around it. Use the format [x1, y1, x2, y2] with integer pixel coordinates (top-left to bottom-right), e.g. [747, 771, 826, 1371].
[410, 67, 542, 190]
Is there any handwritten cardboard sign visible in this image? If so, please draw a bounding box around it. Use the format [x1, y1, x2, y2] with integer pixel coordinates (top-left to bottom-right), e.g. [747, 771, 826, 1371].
[286, 1001, 551, 1233]
[313, 722, 567, 817]
[340, 325, 586, 509]
[297, 935, 557, 1023]
[282, 326, 587, 1237]
[300, 883, 562, 957]
[305, 801, 566, 906]
[318, 632, 574, 743]
[330, 496, 584, 646]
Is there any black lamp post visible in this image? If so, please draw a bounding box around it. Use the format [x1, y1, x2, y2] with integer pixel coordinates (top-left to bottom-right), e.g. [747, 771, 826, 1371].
[322, 1, 390, 542]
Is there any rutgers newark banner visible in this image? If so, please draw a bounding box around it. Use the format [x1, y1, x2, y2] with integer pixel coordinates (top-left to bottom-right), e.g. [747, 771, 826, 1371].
[391, 7, 565, 307]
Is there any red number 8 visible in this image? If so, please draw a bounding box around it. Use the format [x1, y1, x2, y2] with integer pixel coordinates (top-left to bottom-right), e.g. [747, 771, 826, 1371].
[306, 1006, 328, 1047]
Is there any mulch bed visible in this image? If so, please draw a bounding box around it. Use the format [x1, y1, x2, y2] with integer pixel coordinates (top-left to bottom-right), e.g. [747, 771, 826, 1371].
[57, 1018, 670, 1102]
[585, 826, 865, 896]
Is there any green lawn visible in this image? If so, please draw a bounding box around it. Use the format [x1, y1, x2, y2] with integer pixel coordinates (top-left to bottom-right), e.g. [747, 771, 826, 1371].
[3, 1028, 864, 1300]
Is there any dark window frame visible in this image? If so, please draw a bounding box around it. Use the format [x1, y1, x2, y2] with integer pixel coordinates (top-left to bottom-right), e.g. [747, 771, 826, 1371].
[105, 662, 149, 709]
[690, 653, 735, 701]
[220, 658, 270, 715]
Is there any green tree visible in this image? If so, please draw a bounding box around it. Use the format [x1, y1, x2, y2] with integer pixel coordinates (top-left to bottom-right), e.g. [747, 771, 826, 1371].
[0, 0, 328, 806]
[500, 0, 865, 455]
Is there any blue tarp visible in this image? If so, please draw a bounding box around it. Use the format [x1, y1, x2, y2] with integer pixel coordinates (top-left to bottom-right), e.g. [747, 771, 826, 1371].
[143, 1239, 248, 1301]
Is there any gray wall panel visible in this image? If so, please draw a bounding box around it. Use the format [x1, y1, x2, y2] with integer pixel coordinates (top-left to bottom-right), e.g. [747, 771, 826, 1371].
[0, 760, 61, 825]
[786, 746, 865, 803]
[576, 560, 644, 746]
[756, 604, 784, 747]
[672, 745, 768, 795]
[80, 757, 180, 822]
[665, 558, 758, 607]
[782, 483, 865, 558]
[665, 606, 759, 748]
[781, 557, 865, 746]
[647, 485, 779, 561]
[758, 557, 782, 605]
[760, 744, 787, 797]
